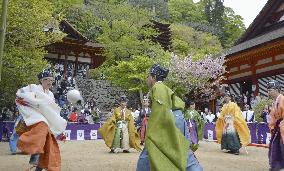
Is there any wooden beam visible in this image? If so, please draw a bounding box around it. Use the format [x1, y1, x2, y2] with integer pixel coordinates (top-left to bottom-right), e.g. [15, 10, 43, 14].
[226, 39, 284, 64]
[272, 55, 275, 62]
[74, 53, 78, 76]
[256, 58, 284, 70]
[227, 58, 284, 77]
[227, 68, 284, 84]
[250, 59, 258, 95]
[57, 53, 61, 62]
[229, 67, 251, 76]
[64, 54, 68, 78]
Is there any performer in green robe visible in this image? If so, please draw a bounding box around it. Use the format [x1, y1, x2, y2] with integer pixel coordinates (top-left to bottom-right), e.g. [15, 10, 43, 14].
[186, 101, 205, 141]
[98, 95, 141, 153]
[136, 64, 202, 171]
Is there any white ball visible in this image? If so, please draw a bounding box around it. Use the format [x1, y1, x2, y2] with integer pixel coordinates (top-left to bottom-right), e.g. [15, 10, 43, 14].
[66, 90, 82, 104]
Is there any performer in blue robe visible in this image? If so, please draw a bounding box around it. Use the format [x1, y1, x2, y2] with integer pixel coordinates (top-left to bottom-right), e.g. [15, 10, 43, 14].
[9, 111, 22, 155]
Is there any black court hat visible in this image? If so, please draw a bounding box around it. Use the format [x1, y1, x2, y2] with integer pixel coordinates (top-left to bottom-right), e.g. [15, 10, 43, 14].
[38, 68, 53, 80]
[149, 64, 169, 79]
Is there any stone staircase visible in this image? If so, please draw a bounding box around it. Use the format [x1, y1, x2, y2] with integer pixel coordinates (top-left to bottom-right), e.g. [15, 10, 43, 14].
[75, 77, 140, 121]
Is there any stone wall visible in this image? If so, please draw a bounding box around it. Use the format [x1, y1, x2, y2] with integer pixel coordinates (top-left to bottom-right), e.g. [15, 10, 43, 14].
[75, 77, 140, 113]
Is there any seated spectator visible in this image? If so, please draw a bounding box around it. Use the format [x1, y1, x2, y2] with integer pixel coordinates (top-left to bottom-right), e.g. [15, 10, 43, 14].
[91, 108, 100, 123]
[250, 93, 258, 109]
[55, 72, 62, 85]
[58, 96, 65, 108]
[91, 96, 96, 109]
[78, 110, 88, 124]
[2, 124, 9, 141]
[60, 106, 70, 120]
[1, 107, 8, 121]
[261, 105, 269, 123]
[201, 108, 209, 121]
[242, 104, 255, 122]
[69, 108, 78, 122]
[133, 108, 140, 121]
[85, 108, 94, 124]
[60, 79, 67, 90]
[205, 110, 216, 123]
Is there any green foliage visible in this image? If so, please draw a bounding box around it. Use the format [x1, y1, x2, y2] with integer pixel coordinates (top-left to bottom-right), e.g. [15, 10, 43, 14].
[168, 0, 245, 48]
[253, 99, 273, 122]
[66, 7, 101, 40]
[204, 0, 226, 47]
[0, 0, 64, 107]
[0, 0, 246, 107]
[94, 45, 171, 92]
[89, 68, 104, 80]
[66, 1, 156, 62]
[168, 0, 207, 24]
[48, 0, 84, 17]
[222, 7, 245, 48]
[129, 0, 169, 20]
[203, 0, 245, 47]
[170, 24, 223, 59]
[204, 0, 225, 29]
[66, 1, 170, 93]
[104, 56, 154, 92]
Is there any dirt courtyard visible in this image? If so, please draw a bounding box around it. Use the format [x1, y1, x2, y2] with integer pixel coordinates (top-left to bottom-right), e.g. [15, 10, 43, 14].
[0, 140, 269, 171]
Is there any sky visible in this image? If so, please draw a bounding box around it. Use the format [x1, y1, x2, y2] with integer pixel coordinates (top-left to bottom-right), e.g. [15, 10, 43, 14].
[193, 0, 268, 28]
[223, 0, 268, 28]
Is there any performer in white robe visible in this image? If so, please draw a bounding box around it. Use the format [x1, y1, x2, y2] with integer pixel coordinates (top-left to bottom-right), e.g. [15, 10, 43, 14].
[16, 68, 67, 171]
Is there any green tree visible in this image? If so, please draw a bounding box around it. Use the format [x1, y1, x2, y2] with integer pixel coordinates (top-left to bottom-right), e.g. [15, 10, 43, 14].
[101, 50, 170, 101]
[204, 0, 225, 27]
[104, 56, 153, 93]
[252, 99, 273, 122]
[204, 0, 225, 42]
[168, 0, 207, 24]
[167, 0, 244, 48]
[66, 0, 170, 99]
[129, 0, 169, 20]
[48, 0, 84, 17]
[0, 0, 64, 107]
[222, 7, 245, 48]
[203, 0, 245, 47]
[66, 6, 101, 40]
[170, 24, 222, 59]
[66, 1, 157, 63]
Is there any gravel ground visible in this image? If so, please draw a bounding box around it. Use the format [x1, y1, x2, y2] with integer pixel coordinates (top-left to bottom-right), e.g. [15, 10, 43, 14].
[0, 140, 269, 171]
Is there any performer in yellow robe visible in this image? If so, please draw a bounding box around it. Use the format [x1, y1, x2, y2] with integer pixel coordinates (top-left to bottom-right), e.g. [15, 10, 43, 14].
[215, 91, 250, 155]
[98, 95, 141, 153]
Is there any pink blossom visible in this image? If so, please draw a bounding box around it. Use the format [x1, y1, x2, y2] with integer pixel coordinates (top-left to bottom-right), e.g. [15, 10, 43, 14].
[169, 53, 226, 92]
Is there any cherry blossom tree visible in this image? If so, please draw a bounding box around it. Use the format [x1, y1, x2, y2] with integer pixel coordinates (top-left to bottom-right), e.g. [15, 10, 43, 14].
[167, 53, 226, 97]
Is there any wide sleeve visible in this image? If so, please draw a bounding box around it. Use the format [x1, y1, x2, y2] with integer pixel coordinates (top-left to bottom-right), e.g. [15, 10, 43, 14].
[126, 109, 141, 151]
[146, 84, 189, 171]
[278, 95, 284, 142]
[215, 105, 227, 144]
[98, 109, 117, 148]
[233, 104, 250, 147]
[215, 116, 224, 144]
[279, 95, 284, 119]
